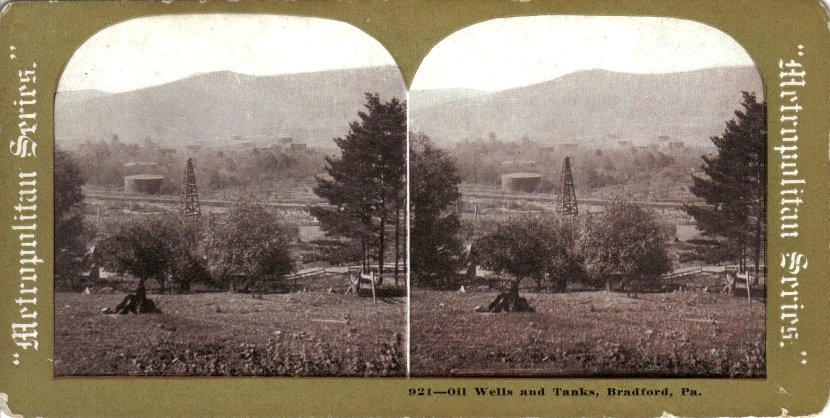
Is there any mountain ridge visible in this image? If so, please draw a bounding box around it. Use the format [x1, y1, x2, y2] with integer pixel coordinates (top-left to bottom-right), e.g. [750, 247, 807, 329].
[409, 66, 764, 146]
[56, 65, 406, 147]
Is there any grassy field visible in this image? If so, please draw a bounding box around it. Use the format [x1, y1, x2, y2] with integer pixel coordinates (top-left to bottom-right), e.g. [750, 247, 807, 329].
[411, 289, 765, 377]
[55, 289, 405, 376]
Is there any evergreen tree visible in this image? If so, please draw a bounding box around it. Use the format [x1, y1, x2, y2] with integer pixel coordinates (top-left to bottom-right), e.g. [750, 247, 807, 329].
[312, 94, 406, 278]
[54, 149, 88, 285]
[686, 92, 766, 274]
[409, 134, 463, 287]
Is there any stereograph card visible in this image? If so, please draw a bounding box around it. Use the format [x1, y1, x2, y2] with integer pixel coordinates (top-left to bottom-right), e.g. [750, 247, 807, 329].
[0, 0, 829, 416]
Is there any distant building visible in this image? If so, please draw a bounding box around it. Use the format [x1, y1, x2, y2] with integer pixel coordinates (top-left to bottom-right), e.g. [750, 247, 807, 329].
[559, 143, 579, 152]
[289, 142, 307, 151]
[278, 136, 294, 145]
[666, 141, 685, 149]
[657, 135, 671, 142]
[537, 146, 556, 160]
[617, 140, 631, 147]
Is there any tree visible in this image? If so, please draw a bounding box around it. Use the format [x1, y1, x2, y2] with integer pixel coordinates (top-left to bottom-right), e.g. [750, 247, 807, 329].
[312, 94, 406, 280]
[474, 217, 549, 288]
[473, 216, 563, 312]
[98, 215, 188, 292]
[543, 219, 585, 292]
[200, 202, 295, 291]
[409, 134, 463, 287]
[686, 92, 766, 275]
[54, 150, 88, 286]
[473, 216, 582, 293]
[579, 201, 671, 290]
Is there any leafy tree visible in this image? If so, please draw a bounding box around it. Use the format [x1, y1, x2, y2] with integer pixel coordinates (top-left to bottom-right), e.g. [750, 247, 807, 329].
[312, 94, 406, 279]
[686, 92, 766, 274]
[54, 150, 88, 285]
[579, 201, 671, 290]
[543, 219, 585, 292]
[200, 202, 295, 291]
[409, 134, 463, 287]
[472, 216, 584, 293]
[98, 215, 188, 292]
[474, 217, 551, 290]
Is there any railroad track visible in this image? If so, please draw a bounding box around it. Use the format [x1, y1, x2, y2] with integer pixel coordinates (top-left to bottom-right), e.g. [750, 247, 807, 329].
[460, 188, 706, 209]
[84, 189, 329, 210]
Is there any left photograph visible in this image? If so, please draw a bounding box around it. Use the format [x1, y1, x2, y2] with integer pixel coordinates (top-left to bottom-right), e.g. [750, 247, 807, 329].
[53, 14, 407, 376]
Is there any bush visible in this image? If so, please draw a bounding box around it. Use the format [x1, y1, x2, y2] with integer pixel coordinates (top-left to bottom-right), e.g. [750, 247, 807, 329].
[578, 201, 671, 290]
[200, 202, 295, 291]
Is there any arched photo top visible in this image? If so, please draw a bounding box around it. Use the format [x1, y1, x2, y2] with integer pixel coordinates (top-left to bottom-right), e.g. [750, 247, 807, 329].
[59, 14, 401, 93]
[409, 15, 763, 146]
[411, 15, 759, 93]
[56, 14, 405, 146]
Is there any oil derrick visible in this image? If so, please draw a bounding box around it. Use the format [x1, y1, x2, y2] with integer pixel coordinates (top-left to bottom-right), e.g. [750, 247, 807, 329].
[180, 158, 201, 245]
[556, 157, 578, 216]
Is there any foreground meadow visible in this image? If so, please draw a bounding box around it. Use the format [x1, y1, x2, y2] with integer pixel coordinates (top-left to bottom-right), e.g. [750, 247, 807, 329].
[410, 289, 764, 377]
[55, 290, 405, 376]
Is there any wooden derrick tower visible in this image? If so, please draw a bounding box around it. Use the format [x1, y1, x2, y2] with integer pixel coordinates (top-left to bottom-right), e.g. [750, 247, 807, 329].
[180, 158, 201, 240]
[556, 156, 578, 216]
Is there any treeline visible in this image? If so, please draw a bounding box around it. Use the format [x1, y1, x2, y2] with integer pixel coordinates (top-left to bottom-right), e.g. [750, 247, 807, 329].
[64, 137, 330, 197]
[450, 137, 709, 198]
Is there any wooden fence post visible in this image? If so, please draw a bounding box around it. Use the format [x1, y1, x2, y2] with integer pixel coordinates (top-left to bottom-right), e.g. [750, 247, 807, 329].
[370, 271, 377, 304]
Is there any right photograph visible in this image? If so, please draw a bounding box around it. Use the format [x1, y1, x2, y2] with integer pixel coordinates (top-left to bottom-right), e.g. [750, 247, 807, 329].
[408, 16, 766, 377]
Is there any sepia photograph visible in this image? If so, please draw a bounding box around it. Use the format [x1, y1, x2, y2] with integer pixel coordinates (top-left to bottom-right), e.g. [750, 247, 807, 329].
[408, 16, 766, 377]
[53, 14, 407, 376]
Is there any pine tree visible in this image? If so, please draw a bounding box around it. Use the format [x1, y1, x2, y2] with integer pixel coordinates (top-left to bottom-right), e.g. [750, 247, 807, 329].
[312, 94, 406, 278]
[54, 149, 88, 286]
[686, 92, 766, 274]
[409, 134, 463, 287]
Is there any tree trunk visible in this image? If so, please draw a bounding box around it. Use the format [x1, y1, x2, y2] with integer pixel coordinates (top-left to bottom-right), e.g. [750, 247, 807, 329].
[394, 206, 400, 287]
[361, 238, 367, 273]
[754, 204, 762, 289]
[533, 273, 544, 290]
[379, 216, 385, 278]
[481, 280, 534, 313]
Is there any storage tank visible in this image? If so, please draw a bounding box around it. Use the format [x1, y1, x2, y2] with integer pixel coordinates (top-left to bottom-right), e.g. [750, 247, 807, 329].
[124, 174, 164, 194]
[501, 173, 541, 193]
[123, 162, 159, 176]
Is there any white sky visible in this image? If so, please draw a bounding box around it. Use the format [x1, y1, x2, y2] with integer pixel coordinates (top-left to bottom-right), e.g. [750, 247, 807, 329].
[59, 14, 397, 93]
[411, 16, 756, 92]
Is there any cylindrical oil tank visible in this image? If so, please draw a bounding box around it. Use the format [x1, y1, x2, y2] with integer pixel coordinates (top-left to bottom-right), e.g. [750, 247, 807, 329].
[124, 174, 164, 194]
[501, 172, 541, 193]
